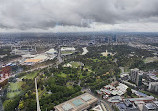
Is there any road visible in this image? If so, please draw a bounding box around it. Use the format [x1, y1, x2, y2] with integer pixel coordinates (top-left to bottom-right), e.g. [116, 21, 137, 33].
[35, 78, 41, 111]
[84, 89, 113, 111]
[25, 64, 53, 73]
[101, 100, 113, 111]
[57, 45, 63, 65]
[0, 99, 3, 111]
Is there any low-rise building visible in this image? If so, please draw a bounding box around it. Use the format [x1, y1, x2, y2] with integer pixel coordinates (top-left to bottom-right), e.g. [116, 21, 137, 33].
[98, 83, 128, 97]
[116, 99, 139, 111]
[143, 103, 158, 111]
[120, 74, 129, 81]
[148, 82, 158, 92]
[146, 73, 158, 82]
[108, 96, 122, 103]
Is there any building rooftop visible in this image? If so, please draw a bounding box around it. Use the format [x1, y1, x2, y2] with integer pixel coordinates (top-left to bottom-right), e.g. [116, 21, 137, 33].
[81, 94, 92, 102]
[100, 88, 111, 95]
[132, 89, 147, 97]
[61, 47, 75, 51]
[117, 99, 138, 111]
[131, 68, 139, 71]
[127, 96, 154, 102]
[100, 83, 128, 96]
[153, 101, 158, 107]
[72, 99, 83, 106]
[55, 93, 98, 111]
[62, 103, 73, 111]
[92, 105, 103, 111]
[144, 103, 157, 110]
[108, 96, 122, 103]
[150, 76, 158, 81]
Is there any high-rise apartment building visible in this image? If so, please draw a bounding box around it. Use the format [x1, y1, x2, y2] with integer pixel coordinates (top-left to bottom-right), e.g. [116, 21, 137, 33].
[130, 68, 143, 86]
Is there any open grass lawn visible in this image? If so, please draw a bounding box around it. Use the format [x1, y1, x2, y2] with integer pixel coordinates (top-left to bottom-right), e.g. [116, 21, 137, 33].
[67, 61, 83, 68]
[7, 91, 21, 99]
[9, 82, 23, 91]
[66, 82, 74, 89]
[70, 62, 81, 68]
[57, 73, 67, 78]
[61, 51, 74, 54]
[144, 57, 158, 63]
[7, 81, 24, 99]
[21, 71, 39, 79]
[64, 61, 83, 68]
[67, 85, 73, 89]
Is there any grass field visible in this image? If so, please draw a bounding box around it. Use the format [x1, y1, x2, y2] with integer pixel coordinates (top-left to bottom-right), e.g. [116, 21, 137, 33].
[66, 82, 73, 89]
[61, 51, 74, 55]
[7, 82, 24, 98]
[9, 82, 23, 90]
[57, 73, 67, 78]
[144, 57, 158, 63]
[64, 61, 83, 68]
[70, 62, 82, 68]
[21, 71, 39, 79]
[7, 91, 21, 99]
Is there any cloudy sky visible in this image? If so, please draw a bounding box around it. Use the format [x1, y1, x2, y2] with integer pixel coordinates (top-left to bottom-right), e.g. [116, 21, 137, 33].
[0, 0, 158, 32]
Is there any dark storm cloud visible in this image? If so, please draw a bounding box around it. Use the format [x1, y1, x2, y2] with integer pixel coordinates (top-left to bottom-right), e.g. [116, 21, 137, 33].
[0, 0, 158, 30]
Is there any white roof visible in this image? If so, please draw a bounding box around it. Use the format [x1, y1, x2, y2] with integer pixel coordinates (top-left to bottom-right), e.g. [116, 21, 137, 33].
[128, 96, 154, 101]
[108, 96, 122, 103]
[61, 47, 75, 51]
[81, 95, 92, 102]
[62, 103, 73, 111]
[45, 48, 57, 54]
[116, 83, 128, 92]
[33, 54, 48, 60]
[22, 54, 35, 58]
[92, 105, 103, 111]
[104, 85, 116, 90]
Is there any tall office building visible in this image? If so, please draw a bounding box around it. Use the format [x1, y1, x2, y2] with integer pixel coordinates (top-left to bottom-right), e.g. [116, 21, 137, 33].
[130, 68, 143, 86]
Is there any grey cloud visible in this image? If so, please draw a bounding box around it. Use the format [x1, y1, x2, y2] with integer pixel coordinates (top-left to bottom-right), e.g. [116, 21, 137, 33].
[0, 0, 158, 30]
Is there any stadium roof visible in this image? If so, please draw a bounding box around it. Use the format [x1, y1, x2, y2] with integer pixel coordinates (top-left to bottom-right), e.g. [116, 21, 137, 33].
[62, 103, 73, 111]
[55, 93, 98, 111]
[72, 99, 83, 106]
[81, 94, 92, 102]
